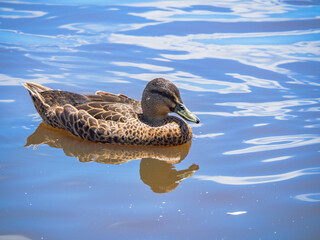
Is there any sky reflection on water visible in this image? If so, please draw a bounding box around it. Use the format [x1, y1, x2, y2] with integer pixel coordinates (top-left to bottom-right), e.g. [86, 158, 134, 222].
[1, 0, 320, 239]
[195, 167, 320, 185]
[224, 134, 320, 155]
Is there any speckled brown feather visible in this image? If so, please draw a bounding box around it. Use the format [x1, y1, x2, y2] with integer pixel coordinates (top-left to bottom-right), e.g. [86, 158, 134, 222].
[86, 91, 142, 113]
[25, 122, 192, 164]
[23, 81, 193, 146]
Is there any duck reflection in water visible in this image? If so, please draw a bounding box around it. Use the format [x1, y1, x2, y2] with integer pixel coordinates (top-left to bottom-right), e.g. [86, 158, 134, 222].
[25, 123, 199, 193]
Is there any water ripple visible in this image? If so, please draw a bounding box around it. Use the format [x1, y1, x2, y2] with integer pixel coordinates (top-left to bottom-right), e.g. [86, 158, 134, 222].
[295, 193, 320, 202]
[0, 235, 32, 240]
[0, 7, 47, 19]
[0, 99, 15, 103]
[194, 167, 320, 185]
[126, 0, 317, 21]
[194, 133, 224, 139]
[109, 33, 320, 75]
[108, 70, 253, 94]
[224, 134, 320, 155]
[226, 73, 286, 89]
[261, 155, 292, 163]
[111, 61, 174, 72]
[0, 73, 58, 86]
[196, 98, 320, 120]
[227, 211, 247, 215]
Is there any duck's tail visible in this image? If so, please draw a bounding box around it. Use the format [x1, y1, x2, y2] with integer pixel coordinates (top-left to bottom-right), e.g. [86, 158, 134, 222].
[23, 82, 51, 106]
[23, 82, 52, 93]
[23, 82, 53, 124]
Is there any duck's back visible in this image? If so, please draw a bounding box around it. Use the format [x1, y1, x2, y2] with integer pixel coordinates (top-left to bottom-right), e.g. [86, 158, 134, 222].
[39, 90, 140, 126]
[76, 102, 138, 122]
[36, 86, 140, 109]
[24, 82, 139, 127]
[40, 90, 90, 107]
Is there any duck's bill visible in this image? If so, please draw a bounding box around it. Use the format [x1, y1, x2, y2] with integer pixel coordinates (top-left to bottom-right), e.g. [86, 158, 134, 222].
[175, 103, 200, 124]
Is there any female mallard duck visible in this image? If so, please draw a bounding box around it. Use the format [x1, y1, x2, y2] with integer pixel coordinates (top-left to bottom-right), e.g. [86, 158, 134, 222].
[23, 78, 200, 146]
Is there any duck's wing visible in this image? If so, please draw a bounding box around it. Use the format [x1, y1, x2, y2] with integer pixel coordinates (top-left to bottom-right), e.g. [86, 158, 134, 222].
[23, 82, 90, 107]
[76, 102, 138, 122]
[39, 91, 90, 107]
[85, 91, 141, 113]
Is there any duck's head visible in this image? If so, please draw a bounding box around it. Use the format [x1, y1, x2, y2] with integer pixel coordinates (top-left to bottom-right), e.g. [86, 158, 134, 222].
[141, 78, 200, 124]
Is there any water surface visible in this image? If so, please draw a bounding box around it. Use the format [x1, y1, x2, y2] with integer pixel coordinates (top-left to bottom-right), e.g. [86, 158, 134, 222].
[1, 0, 320, 239]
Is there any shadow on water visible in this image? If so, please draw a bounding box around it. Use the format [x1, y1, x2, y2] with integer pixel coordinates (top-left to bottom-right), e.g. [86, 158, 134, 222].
[25, 122, 199, 194]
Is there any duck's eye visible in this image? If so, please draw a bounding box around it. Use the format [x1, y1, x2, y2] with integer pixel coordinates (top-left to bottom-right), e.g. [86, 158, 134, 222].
[180, 104, 185, 110]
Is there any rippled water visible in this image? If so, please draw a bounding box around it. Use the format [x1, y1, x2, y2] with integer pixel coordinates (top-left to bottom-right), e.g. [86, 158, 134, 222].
[1, 0, 320, 239]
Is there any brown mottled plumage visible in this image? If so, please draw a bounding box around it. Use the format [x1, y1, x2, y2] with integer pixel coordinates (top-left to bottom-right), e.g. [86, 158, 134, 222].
[23, 78, 200, 146]
[25, 122, 192, 164]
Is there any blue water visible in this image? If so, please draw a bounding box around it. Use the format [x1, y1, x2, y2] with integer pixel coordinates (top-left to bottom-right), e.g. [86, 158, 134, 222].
[1, 0, 320, 239]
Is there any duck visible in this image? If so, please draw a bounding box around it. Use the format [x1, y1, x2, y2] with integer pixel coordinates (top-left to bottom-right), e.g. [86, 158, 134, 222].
[23, 78, 200, 146]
